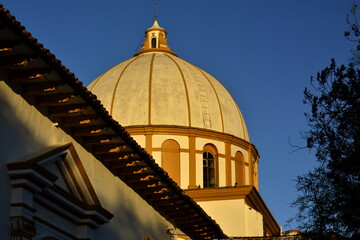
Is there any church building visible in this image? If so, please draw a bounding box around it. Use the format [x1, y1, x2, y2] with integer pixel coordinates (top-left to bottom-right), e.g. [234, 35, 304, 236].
[0, 5, 287, 240]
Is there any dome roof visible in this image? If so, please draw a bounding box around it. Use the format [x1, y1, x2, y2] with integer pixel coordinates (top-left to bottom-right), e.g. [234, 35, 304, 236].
[88, 20, 250, 141]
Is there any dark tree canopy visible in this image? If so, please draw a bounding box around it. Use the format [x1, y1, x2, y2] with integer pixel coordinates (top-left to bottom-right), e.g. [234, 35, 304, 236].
[293, 5, 360, 239]
[293, 59, 360, 238]
[292, 5, 360, 238]
[345, 4, 360, 65]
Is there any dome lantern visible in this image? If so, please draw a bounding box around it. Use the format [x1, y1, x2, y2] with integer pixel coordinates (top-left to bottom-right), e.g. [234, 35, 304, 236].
[134, 19, 177, 56]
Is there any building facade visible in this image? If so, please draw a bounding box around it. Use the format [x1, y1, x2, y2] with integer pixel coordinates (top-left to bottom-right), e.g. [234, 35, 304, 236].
[0, 6, 225, 240]
[0, 5, 281, 240]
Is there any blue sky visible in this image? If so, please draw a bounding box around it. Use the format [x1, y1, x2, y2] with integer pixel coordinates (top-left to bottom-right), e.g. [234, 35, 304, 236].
[2, 0, 356, 231]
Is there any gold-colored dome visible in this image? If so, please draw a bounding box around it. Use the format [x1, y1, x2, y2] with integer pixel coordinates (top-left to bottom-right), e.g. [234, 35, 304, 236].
[88, 20, 250, 141]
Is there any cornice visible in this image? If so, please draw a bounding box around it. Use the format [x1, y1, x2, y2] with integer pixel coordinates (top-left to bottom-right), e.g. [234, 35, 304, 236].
[134, 48, 178, 57]
[125, 125, 260, 158]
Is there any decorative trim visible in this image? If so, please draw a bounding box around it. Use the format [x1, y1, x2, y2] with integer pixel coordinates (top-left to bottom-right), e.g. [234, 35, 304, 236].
[152, 147, 188, 153]
[225, 141, 231, 186]
[68, 145, 101, 205]
[148, 54, 155, 125]
[10, 216, 36, 240]
[188, 134, 197, 189]
[10, 203, 36, 213]
[195, 150, 225, 158]
[125, 125, 259, 190]
[125, 125, 259, 158]
[33, 216, 79, 240]
[7, 143, 113, 239]
[63, 158, 88, 204]
[203, 144, 219, 188]
[134, 48, 178, 56]
[185, 186, 250, 201]
[56, 161, 75, 196]
[145, 127, 153, 155]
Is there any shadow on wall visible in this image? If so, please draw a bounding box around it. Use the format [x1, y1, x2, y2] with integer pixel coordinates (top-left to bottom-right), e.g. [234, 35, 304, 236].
[94, 174, 172, 240]
[0, 79, 173, 239]
[95, 196, 172, 240]
[0, 81, 47, 240]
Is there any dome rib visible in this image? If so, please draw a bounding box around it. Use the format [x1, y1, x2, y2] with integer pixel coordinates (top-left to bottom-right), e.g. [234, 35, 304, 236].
[148, 53, 155, 125]
[235, 102, 249, 140]
[110, 56, 140, 116]
[192, 64, 225, 134]
[88, 72, 105, 92]
[88, 60, 130, 92]
[202, 71, 249, 140]
[164, 54, 191, 127]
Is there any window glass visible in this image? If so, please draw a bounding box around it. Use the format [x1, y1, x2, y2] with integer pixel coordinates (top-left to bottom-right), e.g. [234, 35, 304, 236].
[203, 152, 215, 187]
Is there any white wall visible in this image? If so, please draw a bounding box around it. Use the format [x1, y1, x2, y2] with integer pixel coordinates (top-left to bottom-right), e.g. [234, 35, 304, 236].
[0, 78, 174, 240]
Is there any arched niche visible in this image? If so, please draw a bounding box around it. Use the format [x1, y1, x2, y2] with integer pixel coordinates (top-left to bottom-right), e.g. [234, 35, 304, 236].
[235, 151, 245, 186]
[161, 139, 180, 185]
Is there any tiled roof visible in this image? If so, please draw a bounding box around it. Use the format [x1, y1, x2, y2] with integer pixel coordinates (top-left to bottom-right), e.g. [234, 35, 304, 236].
[0, 5, 226, 240]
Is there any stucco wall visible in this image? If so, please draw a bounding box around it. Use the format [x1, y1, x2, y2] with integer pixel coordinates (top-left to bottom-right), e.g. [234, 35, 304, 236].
[197, 199, 264, 237]
[0, 78, 174, 240]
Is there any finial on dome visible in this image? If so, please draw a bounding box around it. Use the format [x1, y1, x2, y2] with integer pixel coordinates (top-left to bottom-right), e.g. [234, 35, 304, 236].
[150, 19, 162, 29]
[154, 0, 158, 21]
[134, 19, 177, 56]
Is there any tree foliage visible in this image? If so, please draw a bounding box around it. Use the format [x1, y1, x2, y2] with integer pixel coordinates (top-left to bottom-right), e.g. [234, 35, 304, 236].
[293, 59, 360, 238]
[293, 6, 360, 237]
[345, 4, 360, 65]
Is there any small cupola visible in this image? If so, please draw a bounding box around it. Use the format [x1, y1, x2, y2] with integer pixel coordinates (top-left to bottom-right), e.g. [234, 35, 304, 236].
[134, 19, 177, 56]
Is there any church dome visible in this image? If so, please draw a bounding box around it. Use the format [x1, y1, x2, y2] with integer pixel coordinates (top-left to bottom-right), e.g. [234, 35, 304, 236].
[88, 20, 250, 141]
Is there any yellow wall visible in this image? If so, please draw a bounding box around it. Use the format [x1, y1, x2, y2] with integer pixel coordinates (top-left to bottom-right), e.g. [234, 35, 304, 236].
[197, 199, 264, 237]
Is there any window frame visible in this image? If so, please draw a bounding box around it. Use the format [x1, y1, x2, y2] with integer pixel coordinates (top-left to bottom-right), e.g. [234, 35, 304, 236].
[202, 144, 218, 188]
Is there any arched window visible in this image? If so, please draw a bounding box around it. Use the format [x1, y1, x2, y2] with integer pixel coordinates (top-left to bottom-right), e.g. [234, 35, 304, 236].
[203, 152, 215, 187]
[161, 139, 180, 185]
[151, 37, 157, 48]
[235, 151, 245, 186]
[203, 144, 218, 188]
